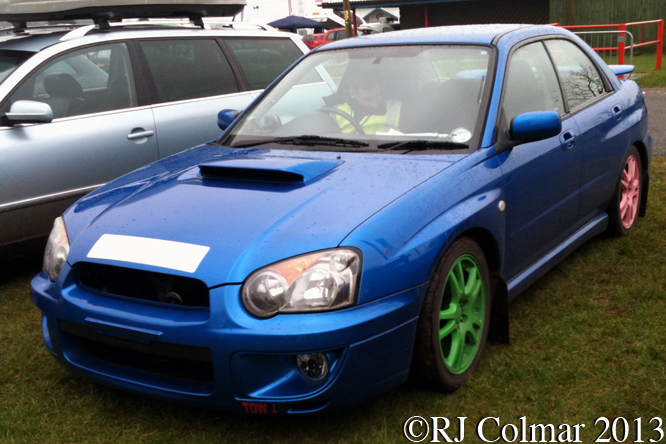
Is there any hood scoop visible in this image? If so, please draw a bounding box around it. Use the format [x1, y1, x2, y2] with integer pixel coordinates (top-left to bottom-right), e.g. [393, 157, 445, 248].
[198, 156, 343, 184]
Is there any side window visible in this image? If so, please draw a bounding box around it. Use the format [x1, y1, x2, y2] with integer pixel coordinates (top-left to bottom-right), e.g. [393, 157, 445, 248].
[139, 39, 238, 104]
[4, 42, 137, 119]
[226, 38, 304, 91]
[502, 42, 564, 124]
[545, 39, 607, 110]
[326, 32, 336, 41]
[0, 50, 33, 84]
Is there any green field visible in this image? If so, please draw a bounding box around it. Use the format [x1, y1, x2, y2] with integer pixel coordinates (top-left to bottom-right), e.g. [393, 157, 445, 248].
[625, 53, 666, 88]
[2, 158, 665, 443]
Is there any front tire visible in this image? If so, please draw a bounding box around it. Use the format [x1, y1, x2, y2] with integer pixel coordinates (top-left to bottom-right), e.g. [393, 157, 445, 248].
[414, 237, 492, 392]
[608, 146, 642, 236]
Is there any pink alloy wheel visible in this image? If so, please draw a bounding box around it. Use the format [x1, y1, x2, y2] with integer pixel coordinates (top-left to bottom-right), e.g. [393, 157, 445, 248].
[620, 156, 640, 228]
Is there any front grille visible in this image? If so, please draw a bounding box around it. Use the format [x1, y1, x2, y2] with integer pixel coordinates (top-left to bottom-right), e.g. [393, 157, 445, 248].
[78, 262, 209, 308]
[59, 319, 214, 384]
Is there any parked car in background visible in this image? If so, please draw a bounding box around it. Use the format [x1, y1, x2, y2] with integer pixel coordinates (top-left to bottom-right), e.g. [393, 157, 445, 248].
[303, 27, 363, 50]
[358, 22, 395, 34]
[32, 24, 650, 414]
[302, 33, 324, 50]
[0, 3, 308, 259]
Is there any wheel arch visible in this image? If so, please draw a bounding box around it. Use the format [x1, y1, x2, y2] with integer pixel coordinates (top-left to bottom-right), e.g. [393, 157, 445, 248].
[456, 227, 501, 275]
[437, 226, 510, 344]
[631, 140, 650, 218]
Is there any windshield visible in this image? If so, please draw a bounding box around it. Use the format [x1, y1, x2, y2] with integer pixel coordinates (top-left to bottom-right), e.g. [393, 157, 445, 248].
[0, 50, 34, 84]
[223, 45, 494, 153]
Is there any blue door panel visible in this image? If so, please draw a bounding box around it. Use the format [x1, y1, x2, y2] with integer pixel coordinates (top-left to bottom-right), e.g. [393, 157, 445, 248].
[497, 119, 582, 280]
[574, 93, 630, 221]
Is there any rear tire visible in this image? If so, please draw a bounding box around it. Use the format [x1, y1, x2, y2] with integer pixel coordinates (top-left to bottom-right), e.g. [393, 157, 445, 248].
[607, 146, 642, 236]
[413, 237, 491, 392]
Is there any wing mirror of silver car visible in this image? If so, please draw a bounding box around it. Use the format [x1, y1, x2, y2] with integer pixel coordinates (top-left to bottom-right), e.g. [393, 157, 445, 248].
[6, 100, 54, 124]
[218, 109, 240, 131]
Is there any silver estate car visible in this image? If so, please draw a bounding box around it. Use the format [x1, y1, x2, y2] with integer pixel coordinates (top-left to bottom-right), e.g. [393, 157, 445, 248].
[0, 8, 308, 258]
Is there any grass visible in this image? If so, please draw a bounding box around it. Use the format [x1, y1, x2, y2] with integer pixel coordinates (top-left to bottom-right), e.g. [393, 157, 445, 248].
[1, 158, 666, 443]
[624, 53, 658, 73]
[636, 68, 666, 88]
[619, 52, 666, 88]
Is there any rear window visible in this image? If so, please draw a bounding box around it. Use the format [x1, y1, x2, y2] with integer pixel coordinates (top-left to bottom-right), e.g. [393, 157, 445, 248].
[303, 35, 317, 41]
[226, 37, 303, 90]
[0, 50, 34, 84]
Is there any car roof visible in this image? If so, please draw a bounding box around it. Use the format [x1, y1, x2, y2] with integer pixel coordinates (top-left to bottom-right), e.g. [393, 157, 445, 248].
[318, 24, 559, 49]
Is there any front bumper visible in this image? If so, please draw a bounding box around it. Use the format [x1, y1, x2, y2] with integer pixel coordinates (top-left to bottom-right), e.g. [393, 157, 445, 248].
[31, 264, 426, 414]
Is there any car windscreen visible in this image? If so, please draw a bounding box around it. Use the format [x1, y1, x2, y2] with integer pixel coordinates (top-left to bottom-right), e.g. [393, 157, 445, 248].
[0, 49, 34, 84]
[222, 45, 494, 153]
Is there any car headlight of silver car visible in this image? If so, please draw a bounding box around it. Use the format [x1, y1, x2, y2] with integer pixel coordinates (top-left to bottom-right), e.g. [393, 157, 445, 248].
[43, 216, 70, 281]
[242, 248, 361, 318]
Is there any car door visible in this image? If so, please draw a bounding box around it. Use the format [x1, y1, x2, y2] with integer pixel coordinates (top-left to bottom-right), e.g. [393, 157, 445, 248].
[497, 41, 582, 280]
[0, 42, 158, 249]
[137, 38, 253, 158]
[544, 39, 630, 222]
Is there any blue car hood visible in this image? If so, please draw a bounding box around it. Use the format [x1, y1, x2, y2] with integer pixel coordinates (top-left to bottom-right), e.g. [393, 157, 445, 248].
[66, 147, 458, 287]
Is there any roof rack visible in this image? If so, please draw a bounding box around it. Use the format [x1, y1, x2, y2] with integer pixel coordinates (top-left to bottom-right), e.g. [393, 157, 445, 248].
[55, 18, 275, 42]
[0, 23, 82, 38]
[0, 1, 246, 31]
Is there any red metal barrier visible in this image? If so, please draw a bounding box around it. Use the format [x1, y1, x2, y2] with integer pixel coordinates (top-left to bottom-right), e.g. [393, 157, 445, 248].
[559, 19, 664, 70]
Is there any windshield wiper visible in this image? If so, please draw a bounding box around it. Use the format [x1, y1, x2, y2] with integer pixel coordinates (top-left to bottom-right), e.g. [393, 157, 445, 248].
[378, 140, 469, 151]
[232, 135, 369, 149]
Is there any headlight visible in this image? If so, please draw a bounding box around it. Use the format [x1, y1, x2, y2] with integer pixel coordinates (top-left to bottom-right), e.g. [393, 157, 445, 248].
[242, 248, 361, 318]
[43, 216, 70, 281]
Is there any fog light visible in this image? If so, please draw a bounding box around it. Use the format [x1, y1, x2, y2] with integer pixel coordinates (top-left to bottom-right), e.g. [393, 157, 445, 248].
[295, 353, 329, 381]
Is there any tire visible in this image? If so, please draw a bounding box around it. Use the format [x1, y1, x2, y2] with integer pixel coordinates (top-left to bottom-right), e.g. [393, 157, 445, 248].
[413, 237, 492, 392]
[607, 146, 642, 237]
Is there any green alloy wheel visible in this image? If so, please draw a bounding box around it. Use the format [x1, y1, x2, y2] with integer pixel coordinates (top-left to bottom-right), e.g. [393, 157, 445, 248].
[414, 237, 492, 392]
[439, 253, 486, 373]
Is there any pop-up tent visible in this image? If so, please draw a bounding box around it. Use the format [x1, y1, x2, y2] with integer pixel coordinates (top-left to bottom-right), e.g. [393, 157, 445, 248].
[268, 15, 325, 34]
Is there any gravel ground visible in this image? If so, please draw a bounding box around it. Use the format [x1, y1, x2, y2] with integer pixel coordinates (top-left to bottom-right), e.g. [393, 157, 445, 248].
[643, 88, 666, 157]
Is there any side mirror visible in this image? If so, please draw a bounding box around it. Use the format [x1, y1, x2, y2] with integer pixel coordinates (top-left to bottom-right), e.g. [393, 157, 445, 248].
[218, 109, 240, 131]
[6, 100, 54, 124]
[510, 111, 561, 143]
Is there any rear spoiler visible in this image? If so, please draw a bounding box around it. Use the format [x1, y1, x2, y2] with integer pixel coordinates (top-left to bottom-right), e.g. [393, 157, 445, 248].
[608, 65, 635, 76]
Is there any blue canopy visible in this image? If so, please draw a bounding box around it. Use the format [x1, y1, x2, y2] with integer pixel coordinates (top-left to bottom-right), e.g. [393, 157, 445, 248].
[268, 15, 325, 34]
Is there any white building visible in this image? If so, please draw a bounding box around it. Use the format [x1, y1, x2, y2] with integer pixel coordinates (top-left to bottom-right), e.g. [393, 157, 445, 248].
[239, 0, 398, 25]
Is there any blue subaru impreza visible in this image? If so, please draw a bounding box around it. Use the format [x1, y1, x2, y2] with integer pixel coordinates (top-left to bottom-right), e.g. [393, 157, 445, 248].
[32, 24, 651, 414]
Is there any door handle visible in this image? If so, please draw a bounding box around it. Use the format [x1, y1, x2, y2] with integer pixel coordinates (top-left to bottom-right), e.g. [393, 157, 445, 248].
[127, 130, 155, 140]
[560, 130, 576, 151]
[611, 104, 623, 121]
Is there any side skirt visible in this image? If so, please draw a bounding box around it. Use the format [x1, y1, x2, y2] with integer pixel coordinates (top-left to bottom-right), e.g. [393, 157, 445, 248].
[507, 213, 609, 301]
